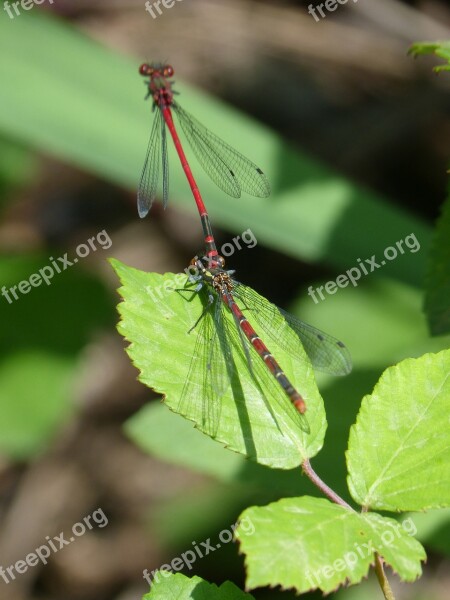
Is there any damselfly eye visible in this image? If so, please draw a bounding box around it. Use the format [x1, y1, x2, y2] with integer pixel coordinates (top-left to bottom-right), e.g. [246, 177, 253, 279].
[216, 256, 225, 268]
[164, 65, 174, 77]
[139, 63, 152, 76]
[190, 257, 197, 266]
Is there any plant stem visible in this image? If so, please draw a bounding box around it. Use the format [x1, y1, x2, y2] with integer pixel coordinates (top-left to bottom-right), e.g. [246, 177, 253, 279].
[374, 554, 396, 600]
[302, 460, 396, 600]
[302, 459, 354, 511]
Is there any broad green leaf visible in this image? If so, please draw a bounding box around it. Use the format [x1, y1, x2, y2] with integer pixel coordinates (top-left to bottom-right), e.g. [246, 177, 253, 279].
[409, 41, 450, 72]
[112, 259, 326, 468]
[144, 572, 254, 599]
[425, 190, 450, 335]
[347, 350, 450, 511]
[0, 12, 431, 287]
[237, 497, 425, 595]
[360, 512, 425, 579]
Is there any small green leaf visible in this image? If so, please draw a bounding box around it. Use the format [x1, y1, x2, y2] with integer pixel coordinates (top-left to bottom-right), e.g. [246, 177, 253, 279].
[409, 41, 450, 72]
[425, 190, 450, 335]
[237, 497, 425, 595]
[144, 571, 254, 599]
[347, 350, 450, 511]
[112, 259, 326, 468]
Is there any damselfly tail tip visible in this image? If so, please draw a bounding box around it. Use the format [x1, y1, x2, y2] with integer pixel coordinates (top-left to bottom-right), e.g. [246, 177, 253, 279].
[293, 396, 310, 434]
[293, 395, 306, 414]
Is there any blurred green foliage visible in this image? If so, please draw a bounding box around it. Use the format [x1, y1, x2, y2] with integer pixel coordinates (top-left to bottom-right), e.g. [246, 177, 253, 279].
[409, 41, 450, 72]
[0, 255, 115, 457]
[0, 12, 431, 283]
[0, 11, 448, 599]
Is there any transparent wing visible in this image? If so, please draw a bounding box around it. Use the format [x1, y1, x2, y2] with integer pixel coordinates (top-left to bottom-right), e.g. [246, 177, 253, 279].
[137, 109, 164, 218]
[173, 102, 270, 198]
[220, 307, 310, 434]
[177, 289, 309, 437]
[160, 110, 169, 209]
[234, 282, 352, 376]
[177, 295, 233, 437]
[209, 297, 235, 400]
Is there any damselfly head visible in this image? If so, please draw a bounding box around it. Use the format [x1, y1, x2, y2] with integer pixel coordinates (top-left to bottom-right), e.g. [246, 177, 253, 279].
[139, 63, 174, 78]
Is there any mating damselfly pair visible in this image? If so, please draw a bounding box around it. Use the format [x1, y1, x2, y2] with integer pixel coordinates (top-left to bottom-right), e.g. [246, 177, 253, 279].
[138, 63, 351, 435]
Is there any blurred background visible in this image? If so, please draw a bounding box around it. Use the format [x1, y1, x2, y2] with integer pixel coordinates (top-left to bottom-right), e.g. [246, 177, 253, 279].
[0, 1, 449, 599]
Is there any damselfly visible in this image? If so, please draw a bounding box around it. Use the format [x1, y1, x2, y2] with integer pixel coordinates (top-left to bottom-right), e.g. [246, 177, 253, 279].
[137, 63, 270, 263]
[177, 253, 352, 436]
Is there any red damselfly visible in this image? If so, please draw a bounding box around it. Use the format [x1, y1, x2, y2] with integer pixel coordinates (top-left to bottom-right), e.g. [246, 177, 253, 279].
[137, 63, 270, 264]
[177, 253, 352, 436]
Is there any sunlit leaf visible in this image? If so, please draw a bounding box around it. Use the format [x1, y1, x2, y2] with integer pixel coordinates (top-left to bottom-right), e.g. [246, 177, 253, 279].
[347, 350, 450, 511]
[237, 497, 425, 594]
[144, 571, 254, 599]
[112, 259, 326, 469]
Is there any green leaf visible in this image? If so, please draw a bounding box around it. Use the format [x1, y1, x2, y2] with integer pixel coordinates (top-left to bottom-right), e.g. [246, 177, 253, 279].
[425, 190, 450, 335]
[409, 41, 450, 72]
[112, 259, 326, 469]
[237, 497, 425, 595]
[144, 572, 254, 599]
[0, 12, 431, 287]
[347, 350, 450, 511]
